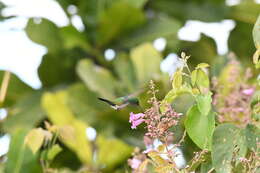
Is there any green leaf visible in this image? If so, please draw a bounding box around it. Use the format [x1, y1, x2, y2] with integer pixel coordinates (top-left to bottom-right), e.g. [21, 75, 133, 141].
[120, 16, 181, 47]
[3, 92, 44, 133]
[25, 128, 45, 154]
[179, 34, 217, 66]
[229, 21, 255, 61]
[160, 84, 192, 113]
[185, 105, 215, 150]
[195, 93, 212, 116]
[60, 25, 92, 51]
[230, 1, 260, 24]
[25, 18, 63, 52]
[151, 0, 228, 22]
[66, 83, 108, 124]
[197, 69, 209, 89]
[5, 128, 42, 173]
[97, 1, 145, 46]
[245, 124, 260, 152]
[172, 69, 182, 90]
[113, 53, 137, 92]
[130, 43, 162, 84]
[123, 0, 148, 8]
[77, 59, 117, 99]
[47, 144, 62, 161]
[253, 14, 260, 48]
[42, 91, 92, 164]
[38, 50, 84, 87]
[196, 63, 210, 69]
[212, 124, 245, 173]
[97, 135, 133, 170]
[191, 70, 197, 86]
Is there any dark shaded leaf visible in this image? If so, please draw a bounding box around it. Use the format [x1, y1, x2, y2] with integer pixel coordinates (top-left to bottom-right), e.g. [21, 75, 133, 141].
[38, 49, 84, 87]
[120, 16, 181, 48]
[3, 92, 44, 133]
[97, 1, 145, 46]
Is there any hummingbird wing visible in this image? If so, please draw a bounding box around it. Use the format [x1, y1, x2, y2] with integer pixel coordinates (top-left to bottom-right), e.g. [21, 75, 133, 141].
[98, 98, 116, 106]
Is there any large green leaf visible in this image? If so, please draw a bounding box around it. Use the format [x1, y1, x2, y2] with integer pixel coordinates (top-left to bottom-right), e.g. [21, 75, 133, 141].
[5, 128, 42, 173]
[245, 124, 260, 152]
[228, 21, 255, 63]
[77, 59, 117, 99]
[3, 92, 44, 133]
[212, 124, 247, 173]
[195, 93, 212, 116]
[60, 26, 92, 52]
[130, 43, 162, 84]
[253, 14, 260, 48]
[97, 135, 133, 171]
[120, 16, 181, 47]
[229, 1, 260, 24]
[25, 18, 63, 52]
[38, 49, 84, 87]
[150, 0, 228, 22]
[184, 105, 215, 150]
[178, 34, 218, 66]
[66, 83, 108, 124]
[97, 1, 145, 46]
[0, 71, 33, 107]
[113, 53, 137, 92]
[42, 91, 92, 164]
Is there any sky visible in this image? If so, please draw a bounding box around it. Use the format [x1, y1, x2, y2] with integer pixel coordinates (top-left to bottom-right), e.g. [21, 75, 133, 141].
[0, 0, 259, 158]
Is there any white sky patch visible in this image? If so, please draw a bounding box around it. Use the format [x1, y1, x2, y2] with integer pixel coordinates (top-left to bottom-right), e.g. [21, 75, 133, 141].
[104, 49, 116, 61]
[160, 53, 183, 75]
[153, 37, 167, 52]
[86, 127, 97, 141]
[146, 139, 186, 169]
[71, 15, 85, 32]
[178, 20, 236, 55]
[67, 5, 77, 15]
[255, 0, 260, 3]
[0, 134, 10, 156]
[0, 18, 46, 88]
[0, 108, 8, 120]
[226, 0, 241, 6]
[1, 0, 69, 27]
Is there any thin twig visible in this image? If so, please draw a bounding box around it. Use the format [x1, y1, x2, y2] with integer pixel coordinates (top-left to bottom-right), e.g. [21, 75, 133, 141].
[0, 71, 11, 105]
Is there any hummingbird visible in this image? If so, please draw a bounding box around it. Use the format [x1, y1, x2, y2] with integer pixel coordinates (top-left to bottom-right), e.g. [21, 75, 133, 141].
[98, 92, 141, 110]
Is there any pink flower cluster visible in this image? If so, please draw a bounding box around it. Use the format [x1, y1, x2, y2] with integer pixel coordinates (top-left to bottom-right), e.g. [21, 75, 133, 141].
[129, 112, 145, 129]
[212, 58, 255, 126]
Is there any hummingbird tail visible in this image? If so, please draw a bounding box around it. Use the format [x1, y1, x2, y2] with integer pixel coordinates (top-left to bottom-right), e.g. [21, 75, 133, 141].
[98, 98, 116, 106]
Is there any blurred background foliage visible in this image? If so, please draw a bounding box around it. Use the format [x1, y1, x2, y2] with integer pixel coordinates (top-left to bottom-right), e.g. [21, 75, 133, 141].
[0, 0, 259, 172]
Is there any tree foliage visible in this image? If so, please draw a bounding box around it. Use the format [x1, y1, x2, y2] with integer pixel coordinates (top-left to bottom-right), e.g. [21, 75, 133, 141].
[0, 0, 259, 172]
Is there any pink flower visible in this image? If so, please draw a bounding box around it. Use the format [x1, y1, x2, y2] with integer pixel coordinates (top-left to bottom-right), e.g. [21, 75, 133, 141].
[129, 112, 145, 129]
[242, 88, 254, 96]
[129, 158, 141, 169]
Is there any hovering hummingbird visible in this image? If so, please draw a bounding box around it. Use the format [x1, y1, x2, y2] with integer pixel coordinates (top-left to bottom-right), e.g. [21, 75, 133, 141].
[98, 92, 141, 110]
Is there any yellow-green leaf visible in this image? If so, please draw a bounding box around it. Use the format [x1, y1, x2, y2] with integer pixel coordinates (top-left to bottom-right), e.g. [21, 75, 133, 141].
[25, 128, 45, 154]
[172, 69, 182, 90]
[130, 43, 162, 83]
[196, 63, 210, 69]
[47, 144, 62, 161]
[191, 70, 197, 86]
[96, 136, 133, 170]
[42, 91, 92, 164]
